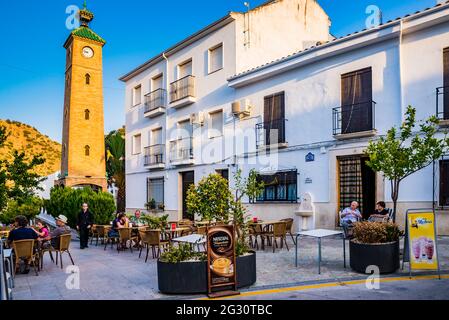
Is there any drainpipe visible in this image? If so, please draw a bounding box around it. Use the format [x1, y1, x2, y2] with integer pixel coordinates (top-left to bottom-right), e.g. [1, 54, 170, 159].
[399, 20, 405, 122]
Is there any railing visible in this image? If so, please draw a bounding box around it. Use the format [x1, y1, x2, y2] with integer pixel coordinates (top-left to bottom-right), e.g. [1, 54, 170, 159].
[144, 89, 166, 113]
[436, 86, 449, 121]
[170, 75, 195, 103]
[255, 118, 287, 149]
[333, 100, 376, 136]
[144, 144, 165, 166]
[170, 137, 193, 163]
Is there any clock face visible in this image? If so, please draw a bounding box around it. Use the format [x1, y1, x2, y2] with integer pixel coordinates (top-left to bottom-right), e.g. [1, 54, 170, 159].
[82, 46, 94, 58]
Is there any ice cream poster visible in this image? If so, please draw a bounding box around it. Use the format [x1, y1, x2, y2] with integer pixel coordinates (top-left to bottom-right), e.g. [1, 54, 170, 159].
[407, 213, 438, 270]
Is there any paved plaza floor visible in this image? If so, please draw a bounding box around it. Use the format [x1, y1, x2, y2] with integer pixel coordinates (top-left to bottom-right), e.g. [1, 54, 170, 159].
[11, 236, 449, 300]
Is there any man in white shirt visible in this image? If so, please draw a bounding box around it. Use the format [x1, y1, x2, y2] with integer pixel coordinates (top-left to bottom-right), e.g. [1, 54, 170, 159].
[341, 201, 362, 230]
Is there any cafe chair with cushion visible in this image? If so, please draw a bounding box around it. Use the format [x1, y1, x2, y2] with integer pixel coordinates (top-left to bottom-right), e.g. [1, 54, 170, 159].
[12, 239, 39, 276]
[118, 228, 138, 253]
[266, 222, 289, 253]
[55, 234, 75, 269]
[280, 218, 296, 245]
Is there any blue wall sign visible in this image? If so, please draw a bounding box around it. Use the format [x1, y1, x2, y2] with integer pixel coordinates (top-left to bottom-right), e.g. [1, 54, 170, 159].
[305, 152, 315, 162]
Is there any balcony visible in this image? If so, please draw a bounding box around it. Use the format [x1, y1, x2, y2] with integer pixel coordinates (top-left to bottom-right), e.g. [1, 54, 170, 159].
[169, 75, 196, 108]
[256, 118, 288, 150]
[436, 86, 449, 126]
[170, 137, 194, 166]
[333, 101, 377, 140]
[144, 89, 166, 118]
[144, 144, 165, 170]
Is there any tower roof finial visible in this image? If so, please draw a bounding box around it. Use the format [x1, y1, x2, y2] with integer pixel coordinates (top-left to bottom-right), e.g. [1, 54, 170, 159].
[79, 1, 94, 27]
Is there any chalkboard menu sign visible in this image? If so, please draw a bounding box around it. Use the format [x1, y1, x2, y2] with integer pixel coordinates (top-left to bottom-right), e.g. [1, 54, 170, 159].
[207, 225, 240, 298]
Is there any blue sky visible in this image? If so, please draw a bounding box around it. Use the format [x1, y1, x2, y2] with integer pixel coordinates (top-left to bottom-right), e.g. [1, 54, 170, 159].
[0, 0, 438, 142]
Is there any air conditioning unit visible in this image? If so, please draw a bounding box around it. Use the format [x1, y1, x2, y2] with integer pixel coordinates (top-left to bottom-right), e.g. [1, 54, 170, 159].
[190, 112, 205, 126]
[232, 99, 251, 118]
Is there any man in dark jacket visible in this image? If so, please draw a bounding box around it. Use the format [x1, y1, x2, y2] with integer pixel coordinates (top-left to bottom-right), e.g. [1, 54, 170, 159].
[76, 203, 93, 249]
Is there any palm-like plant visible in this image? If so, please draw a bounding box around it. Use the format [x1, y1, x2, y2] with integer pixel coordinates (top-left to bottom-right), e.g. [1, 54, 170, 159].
[105, 129, 126, 213]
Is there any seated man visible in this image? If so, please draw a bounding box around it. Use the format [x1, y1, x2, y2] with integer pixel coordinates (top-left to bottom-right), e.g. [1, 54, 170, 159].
[340, 201, 363, 231]
[130, 210, 144, 226]
[7, 215, 38, 274]
[369, 201, 389, 221]
[42, 215, 71, 250]
[7, 215, 38, 246]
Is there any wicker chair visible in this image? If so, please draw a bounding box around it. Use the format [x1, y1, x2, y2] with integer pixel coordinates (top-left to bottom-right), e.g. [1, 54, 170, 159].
[103, 226, 119, 250]
[89, 224, 99, 245]
[117, 228, 138, 253]
[280, 218, 296, 245]
[249, 224, 266, 250]
[55, 234, 75, 269]
[196, 226, 208, 236]
[147, 230, 169, 259]
[12, 239, 39, 276]
[266, 222, 289, 253]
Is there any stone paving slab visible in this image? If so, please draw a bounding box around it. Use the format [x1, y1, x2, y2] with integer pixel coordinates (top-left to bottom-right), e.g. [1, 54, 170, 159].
[10, 236, 449, 300]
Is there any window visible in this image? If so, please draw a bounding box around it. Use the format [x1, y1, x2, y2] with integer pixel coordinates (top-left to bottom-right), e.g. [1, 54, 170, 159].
[85, 145, 90, 156]
[263, 92, 286, 145]
[85, 73, 91, 85]
[209, 44, 223, 73]
[340, 67, 373, 134]
[152, 74, 163, 91]
[151, 128, 163, 146]
[256, 170, 297, 202]
[147, 178, 164, 209]
[216, 169, 229, 181]
[209, 110, 223, 138]
[133, 85, 142, 106]
[84, 109, 90, 120]
[178, 59, 192, 79]
[132, 134, 142, 155]
[444, 48, 449, 118]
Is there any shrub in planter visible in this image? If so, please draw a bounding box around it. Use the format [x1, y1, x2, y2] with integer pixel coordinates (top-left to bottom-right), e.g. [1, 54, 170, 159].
[350, 221, 404, 274]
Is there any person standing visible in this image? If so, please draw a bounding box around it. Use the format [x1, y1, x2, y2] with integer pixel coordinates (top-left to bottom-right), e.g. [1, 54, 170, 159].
[77, 203, 93, 249]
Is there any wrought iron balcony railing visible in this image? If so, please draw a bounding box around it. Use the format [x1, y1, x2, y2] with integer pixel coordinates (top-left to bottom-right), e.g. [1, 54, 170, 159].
[332, 100, 376, 136]
[169, 137, 193, 163]
[436, 86, 449, 121]
[170, 75, 195, 103]
[144, 144, 165, 166]
[255, 118, 287, 149]
[144, 89, 166, 113]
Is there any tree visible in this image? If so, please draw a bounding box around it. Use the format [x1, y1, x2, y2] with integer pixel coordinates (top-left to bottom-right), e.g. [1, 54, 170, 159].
[186, 174, 233, 223]
[0, 126, 8, 211]
[6, 150, 45, 203]
[365, 106, 449, 222]
[105, 128, 125, 212]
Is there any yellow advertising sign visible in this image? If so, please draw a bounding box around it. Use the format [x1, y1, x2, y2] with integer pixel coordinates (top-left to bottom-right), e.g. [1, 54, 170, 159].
[407, 212, 438, 270]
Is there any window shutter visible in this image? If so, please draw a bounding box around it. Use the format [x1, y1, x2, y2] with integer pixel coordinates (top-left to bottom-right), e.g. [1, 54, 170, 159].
[444, 48, 449, 117]
[440, 160, 449, 207]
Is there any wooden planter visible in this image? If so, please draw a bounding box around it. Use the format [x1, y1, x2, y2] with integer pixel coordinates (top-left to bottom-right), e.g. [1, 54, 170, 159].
[157, 251, 256, 294]
[350, 240, 400, 274]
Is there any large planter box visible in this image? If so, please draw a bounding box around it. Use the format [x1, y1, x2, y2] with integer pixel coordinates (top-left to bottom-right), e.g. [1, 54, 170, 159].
[157, 251, 256, 294]
[350, 240, 400, 274]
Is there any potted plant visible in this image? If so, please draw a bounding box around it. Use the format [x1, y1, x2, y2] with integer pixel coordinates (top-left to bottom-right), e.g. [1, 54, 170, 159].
[145, 198, 156, 211]
[350, 221, 404, 274]
[141, 214, 168, 230]
[157, 170, 263, 294]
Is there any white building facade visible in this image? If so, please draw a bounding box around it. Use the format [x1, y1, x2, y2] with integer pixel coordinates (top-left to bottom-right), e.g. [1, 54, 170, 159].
[121, 0, 449, 234]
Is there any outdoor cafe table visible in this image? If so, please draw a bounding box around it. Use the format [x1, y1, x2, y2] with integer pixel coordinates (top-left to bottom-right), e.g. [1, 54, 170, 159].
[295, 229, 345, 274]
[172, 234, 206, 252]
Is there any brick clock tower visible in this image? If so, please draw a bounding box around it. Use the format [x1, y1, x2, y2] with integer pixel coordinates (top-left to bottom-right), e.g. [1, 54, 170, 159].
[57, 4, 107, 191]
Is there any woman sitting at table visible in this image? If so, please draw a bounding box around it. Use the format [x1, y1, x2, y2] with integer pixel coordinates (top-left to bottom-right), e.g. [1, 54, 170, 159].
[108, 213, 127, 238]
